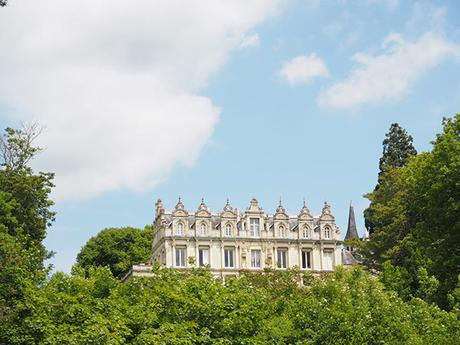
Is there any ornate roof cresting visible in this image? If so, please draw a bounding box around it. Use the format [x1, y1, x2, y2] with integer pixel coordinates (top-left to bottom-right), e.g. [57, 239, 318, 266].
[175, 196, 185, 210]
[275, 197, 286, 214]
[299, 198, 312, 217]
[197, 197, 208, 212]
[321, 201, 332, 216]
[223, 198, 233, 212]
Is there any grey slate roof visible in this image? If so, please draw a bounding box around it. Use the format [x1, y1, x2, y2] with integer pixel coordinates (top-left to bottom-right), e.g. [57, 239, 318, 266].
[342, 249, 360, 265]
[344, 204, 359, 240]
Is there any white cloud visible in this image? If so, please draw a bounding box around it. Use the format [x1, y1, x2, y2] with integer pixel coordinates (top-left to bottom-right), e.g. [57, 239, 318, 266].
[239, 33, 260, 48]
[318, 33, 460, 109]
[0, 0, 280, 201]
[279, 53, 329, 85]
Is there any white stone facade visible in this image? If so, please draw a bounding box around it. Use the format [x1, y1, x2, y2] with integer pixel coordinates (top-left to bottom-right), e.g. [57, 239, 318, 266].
[151, 198, 343, 278]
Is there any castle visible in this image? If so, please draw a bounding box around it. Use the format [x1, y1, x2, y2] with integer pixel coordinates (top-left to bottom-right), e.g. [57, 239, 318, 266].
[132, 197, 353, 280]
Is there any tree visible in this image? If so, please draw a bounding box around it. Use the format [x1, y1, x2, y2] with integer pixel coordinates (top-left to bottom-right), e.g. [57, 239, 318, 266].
[364, 123, 417, 234]
[0, 1, 7, 7]
[0, 124, 55, 341]
[0, 123, 43, 171]
[5, 266, 460, 344]
[378, 123, 418, 175]
[76, 226, 152, 279]
[0, 124, 55, 273]
[362, 114, 460, 309]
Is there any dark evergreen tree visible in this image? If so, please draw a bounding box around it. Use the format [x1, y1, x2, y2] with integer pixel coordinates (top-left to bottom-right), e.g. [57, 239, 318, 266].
[0, 0, 7, 7]
[378, 123, 417, 177]
[364, 123, 417, 234]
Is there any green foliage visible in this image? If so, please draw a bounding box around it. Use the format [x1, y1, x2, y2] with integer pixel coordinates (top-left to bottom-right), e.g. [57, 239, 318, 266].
[364, 123, 417, 234]
[0, 125, 55, 341]
[1, 124, 43, 171]
[3, 267, 460, 344]
[378, 123, 417, 176]
[363, 114, 460, 309]
[0, 124, 55, 273]
[76, 226, 152, 278]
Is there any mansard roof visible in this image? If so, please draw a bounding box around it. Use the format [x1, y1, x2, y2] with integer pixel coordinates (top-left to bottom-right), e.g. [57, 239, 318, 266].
[156, 198, 339, 234]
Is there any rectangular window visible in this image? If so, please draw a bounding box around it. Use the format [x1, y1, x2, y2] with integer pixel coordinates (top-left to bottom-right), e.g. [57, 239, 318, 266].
[175, 247, 186, 267]
[323, 250, 334, 271]
[251, 250, 261, 268]
[198, 247, 209, 267]
[277, 249, 287, 269]
[301, 250, 311, 269]
[224, 248, 234, 268]
[250, 218, 260, 237]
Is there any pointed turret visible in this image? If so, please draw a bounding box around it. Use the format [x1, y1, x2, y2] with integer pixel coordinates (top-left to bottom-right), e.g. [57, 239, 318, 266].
[345, 202, 359, 240]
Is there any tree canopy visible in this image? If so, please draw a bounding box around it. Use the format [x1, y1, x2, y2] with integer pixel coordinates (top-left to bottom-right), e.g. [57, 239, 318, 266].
[0, 124, 55, 339]
[362, 114, 460, 309]
[76, 226, 152, 278]
[3, 266, 459, 344]
[364, 123, 417, 234]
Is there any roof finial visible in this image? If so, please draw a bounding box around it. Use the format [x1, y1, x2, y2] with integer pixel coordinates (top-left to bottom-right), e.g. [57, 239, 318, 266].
[198, 197, 208, 211]
[276, 197, 285, 213]
[303, 197, 306, 207]
[223, 197, 233, 212]
[175, 196, 185, 210]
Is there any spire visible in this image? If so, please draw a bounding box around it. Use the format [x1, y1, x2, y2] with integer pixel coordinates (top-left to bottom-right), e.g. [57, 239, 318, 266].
[345, 202, 359, 240]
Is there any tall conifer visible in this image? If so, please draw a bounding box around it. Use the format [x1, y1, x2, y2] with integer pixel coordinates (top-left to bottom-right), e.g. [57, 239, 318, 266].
[364, 123, 417, 234]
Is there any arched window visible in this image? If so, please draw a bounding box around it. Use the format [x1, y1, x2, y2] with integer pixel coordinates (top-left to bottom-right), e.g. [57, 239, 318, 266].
[177, 222, 184, 235]
[279, 225, 285, 238]
[225, 224, 232, 237]
[324, 226, 331, 239]
[302, 225, 309, 239]
[200, 223, 207, 236]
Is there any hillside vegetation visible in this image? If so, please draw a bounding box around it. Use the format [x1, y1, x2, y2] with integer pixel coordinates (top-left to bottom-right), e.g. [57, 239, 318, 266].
[1, 116, 460, 344]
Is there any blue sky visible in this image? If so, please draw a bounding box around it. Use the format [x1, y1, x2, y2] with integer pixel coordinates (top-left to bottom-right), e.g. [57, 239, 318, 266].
[0, 0, 459, 272]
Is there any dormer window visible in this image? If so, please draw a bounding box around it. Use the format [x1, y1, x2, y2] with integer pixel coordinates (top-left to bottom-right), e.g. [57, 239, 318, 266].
[200, 223, 207, 236]
[324, 226, 331, 239]
[225, 224, 232, 237]
[177, 222, 184, 236]
[278, 225, 286, 238]
[250, 218, 260, 237]
[302, 225, 309, 239]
